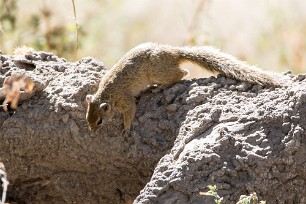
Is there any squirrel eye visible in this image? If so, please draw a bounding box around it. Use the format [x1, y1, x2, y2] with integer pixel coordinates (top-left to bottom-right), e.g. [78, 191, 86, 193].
[100, 103, 111, 112]
[104, 105, 109, 111]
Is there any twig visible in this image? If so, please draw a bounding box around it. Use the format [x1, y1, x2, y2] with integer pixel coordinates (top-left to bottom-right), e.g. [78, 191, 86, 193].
[182, 0, 206, 46]
[0, 177, 8, 204]
[0, 164, 9, 204]
[71, 0, 79, 59]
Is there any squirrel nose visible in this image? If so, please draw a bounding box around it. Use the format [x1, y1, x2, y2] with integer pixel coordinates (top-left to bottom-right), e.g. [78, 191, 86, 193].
[89, 125, 97, 132]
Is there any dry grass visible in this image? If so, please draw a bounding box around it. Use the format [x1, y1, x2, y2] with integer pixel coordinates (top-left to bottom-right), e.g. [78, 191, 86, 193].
[0, 0, 305, 73]
[0, 162, 8, 204]
[0, 75, 35, 111]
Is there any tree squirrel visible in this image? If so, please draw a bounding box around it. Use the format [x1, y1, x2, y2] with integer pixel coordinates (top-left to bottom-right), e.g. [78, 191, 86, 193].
[86, 42, 283, 132]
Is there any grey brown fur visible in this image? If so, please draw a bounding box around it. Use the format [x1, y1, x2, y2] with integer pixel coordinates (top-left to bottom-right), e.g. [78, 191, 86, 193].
[86, 42, 283, 131]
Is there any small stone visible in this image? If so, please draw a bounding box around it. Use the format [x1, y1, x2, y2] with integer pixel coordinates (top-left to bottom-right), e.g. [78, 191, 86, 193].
[58, 65, 66, 72]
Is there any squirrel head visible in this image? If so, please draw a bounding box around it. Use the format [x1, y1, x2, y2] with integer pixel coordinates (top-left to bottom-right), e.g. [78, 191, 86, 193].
[86, 95, 113, 132]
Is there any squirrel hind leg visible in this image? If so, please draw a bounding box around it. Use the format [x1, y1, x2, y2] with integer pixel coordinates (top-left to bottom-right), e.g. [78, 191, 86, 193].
[156, 67, 187, 88]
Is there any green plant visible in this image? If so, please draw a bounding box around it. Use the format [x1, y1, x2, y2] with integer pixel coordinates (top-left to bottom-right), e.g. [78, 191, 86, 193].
[200, 185, 266, 204]
[0, 0, 85, 60]
[200, 185, 223, 204]
[237, 192, 266, 204]
[0, 0, 17, 32]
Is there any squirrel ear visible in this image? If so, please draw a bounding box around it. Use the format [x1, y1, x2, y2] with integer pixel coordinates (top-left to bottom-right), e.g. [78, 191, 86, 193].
[86, 95, 94, 104]
[100, 103, 111, 112]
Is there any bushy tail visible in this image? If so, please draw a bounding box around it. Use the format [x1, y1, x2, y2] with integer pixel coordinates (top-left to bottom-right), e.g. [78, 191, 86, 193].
[175, 46, 284, 87]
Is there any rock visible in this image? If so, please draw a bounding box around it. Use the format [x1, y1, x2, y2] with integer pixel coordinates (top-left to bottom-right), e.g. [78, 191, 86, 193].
[0, 52, 305, 204]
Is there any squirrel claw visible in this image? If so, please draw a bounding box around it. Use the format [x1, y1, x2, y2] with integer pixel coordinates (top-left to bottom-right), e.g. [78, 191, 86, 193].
[122, 128, 131, 138]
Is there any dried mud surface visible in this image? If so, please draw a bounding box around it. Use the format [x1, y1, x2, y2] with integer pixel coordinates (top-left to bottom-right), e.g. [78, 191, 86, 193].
[0, 51, 305, 204]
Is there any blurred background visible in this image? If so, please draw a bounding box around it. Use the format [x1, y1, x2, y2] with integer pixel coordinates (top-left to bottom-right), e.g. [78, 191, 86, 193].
[0, 0, 305, 73]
